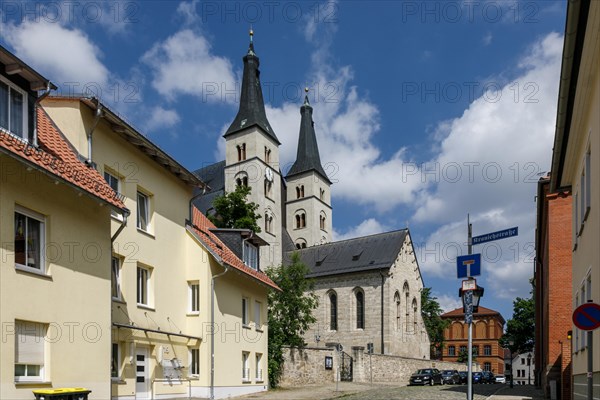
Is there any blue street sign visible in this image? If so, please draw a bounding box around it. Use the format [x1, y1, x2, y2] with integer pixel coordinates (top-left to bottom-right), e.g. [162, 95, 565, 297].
[472, 227, 518, 245]
[572, 303, 600, 331]
[457, 254, 481, 278]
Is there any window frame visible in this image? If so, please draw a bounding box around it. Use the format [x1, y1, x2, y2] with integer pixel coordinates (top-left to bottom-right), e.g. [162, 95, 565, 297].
[243, 241, 259, 270]
[254, 300, 262, 328]
[189, 347, 200, 377]
[111, 342, 120, 379]
[14, 320, 46, 383]
[104, 169, 123, 220]
[189, 281, 200, 314]
[111, 256, 122, 301]
[242, 297, 249, 326]
[242, 352, 250, 382]
[136, 191, 150, 232]
[0, 74, 29, 140]
[448, 345, 456, 356]
[14, 206, 46, 274]
[355, 289, 365, 330]
[137, 266, 151, 307]
[329, 291, 338, 331]
[255, 353, 263, 382]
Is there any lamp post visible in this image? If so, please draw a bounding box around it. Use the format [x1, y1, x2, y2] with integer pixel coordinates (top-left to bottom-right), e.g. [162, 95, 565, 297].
[527, 353, 532, 385]
[508, 339, 514, 389]
[459, 280, 484, 400]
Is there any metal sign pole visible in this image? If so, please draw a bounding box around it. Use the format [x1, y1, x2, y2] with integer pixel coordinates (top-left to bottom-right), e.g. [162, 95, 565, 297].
[466, 215, 473, 400]
[587, 300, 594, 400]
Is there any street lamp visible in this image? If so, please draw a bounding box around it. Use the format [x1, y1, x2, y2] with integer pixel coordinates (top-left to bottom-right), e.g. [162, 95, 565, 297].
[459, 279, 484, 400]
[527, 353, 532, 385]
[508, 339, 514, 389]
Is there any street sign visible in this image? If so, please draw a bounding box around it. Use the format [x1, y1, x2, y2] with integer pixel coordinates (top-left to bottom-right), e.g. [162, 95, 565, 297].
[462, 279, 477, 291]
[457, 254, 481, 278]
[572, 303, 600, 331]
[472, 227, 518, 245]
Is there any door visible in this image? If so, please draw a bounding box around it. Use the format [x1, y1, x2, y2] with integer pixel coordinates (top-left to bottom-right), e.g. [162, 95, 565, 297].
[136, 347, 150, 399]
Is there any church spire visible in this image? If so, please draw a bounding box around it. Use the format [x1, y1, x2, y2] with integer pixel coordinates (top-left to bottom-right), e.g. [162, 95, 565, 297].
[287, 88, 331, 183]
[224, 29, 280, 144]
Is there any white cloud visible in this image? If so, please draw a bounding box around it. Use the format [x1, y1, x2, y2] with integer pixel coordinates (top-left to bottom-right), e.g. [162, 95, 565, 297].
[176, 0, 201, 26]
[436, 293, 463, 314]
[2, 20, 109, 86]
[414, 33, 562, 303]
[144, 107, 181, 133]
[333, 218, 390, 241]
[142, 29, 236, 103]
[482, 32, 493, 46]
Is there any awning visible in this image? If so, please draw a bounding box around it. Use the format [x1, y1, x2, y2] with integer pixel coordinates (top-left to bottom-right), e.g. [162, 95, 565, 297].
[112, 322, 201, 341]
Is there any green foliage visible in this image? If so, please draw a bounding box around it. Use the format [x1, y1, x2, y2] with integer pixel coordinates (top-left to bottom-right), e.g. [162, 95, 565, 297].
[266, 253, 319, 387]
[208, 185, 261, 232]
[421, 287, 450, 359]
[499, 295, 535, 354]
[457, 348, 477, 363]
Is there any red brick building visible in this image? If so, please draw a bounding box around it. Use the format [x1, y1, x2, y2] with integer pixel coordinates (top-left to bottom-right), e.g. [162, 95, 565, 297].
[440, 306, 505, 374]
[535, 176, 572, 400]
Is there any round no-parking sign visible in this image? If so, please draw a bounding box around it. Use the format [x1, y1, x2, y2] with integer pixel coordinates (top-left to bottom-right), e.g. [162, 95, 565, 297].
[572, 303, 600, 331]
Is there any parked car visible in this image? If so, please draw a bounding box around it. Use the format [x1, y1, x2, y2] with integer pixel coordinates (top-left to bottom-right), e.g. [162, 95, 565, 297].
[441, 369, 460, 384]
[458, 371, 468, 384]
[481, 371, 495, 384]
[409, 368, 443, 386]
[495, 375, 507, 384]
[472, 371, 483, 384]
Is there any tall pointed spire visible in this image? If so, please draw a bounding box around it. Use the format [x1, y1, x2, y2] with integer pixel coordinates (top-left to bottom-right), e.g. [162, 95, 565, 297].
[224, 29, 279, 144]
[287, 88, 331, 183]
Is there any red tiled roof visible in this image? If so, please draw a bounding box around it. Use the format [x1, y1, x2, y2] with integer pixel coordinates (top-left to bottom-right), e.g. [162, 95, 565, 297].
[0, 107, 127, 210]
[191, 207, 280, 291]
[441, 306, 505, 321]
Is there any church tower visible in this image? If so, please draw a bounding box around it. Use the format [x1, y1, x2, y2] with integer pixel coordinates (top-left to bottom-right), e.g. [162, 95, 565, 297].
[286, 91, 332, 248]
[223, 30, 283, 269]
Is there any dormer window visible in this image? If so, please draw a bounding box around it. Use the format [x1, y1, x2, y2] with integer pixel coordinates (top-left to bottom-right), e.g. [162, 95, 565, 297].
[0, 77, 28, 140]
[243, 241, 259, 270]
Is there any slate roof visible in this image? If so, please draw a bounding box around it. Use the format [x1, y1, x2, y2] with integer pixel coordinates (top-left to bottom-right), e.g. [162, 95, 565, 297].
[286, 96, 331, 183]
[0, 107, 127, 211]
[193, 160, 226, 213]
[223, 41, 280, 144]
[441, 306, 505, 324]
[286, 229, 409, 278]
[190, 207, 280, 291]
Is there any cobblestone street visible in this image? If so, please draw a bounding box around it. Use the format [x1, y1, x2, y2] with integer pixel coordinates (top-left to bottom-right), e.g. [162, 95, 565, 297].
[239, 383, 545, 400]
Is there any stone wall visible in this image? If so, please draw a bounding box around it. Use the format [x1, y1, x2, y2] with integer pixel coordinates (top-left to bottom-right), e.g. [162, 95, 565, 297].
[281, 346, 478, 387]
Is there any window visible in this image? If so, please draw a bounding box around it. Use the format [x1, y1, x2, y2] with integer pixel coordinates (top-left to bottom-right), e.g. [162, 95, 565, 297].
[15, 320, 46, 382]
[394, 292, 401, 331]
[320, 188, 325, 201]
[264, 179, 273, 198]
[484, 345, 491, 356]
[521, 358, 525, 365]
[242, 352, 250, 381]
[448, 346, 456, 356]
[254, 301, 261, 328]
[296, 185, 305, 199]
[189, 347, 200, 376]
[189, 282, 200, 314]
[14, 207, 45, 272]
[356, 290, 364, 329]
[472, 345, 479, 356]
[137, 266, 150, 306]
[264, 212, 273, 234]
[0, 77, 28, 139]
[111, 256, 121, 300]
[484, 362, 491, 372]
[104, 170, 121, 219]
[242, 297, 249, 325]
[243, 241, 258, 270]
[329, 292, 337, 330]
[295, 212, 306, 229]
[412, 298, 418, 332]
[264, 147, 271, 163]
[459, 345, 467, 353]
[320, 213, 326, 230]
[137, 191, 150, 232]
[295, 239, 307, 249]
[255, 353, 263, 381]
[237, 144, 246, 161]
[111, 343, 120, 378]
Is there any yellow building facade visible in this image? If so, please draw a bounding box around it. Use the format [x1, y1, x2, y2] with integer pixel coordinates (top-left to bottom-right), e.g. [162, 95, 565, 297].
[43, 96, 278, 399]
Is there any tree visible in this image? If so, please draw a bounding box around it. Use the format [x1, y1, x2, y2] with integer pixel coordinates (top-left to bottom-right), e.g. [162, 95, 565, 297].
[499, 296, 535, 354]
[208, 185, 261, 232]
[457, 348, 477, 363]
[421, 288, 450, 359]
[266, 253, 319, 387]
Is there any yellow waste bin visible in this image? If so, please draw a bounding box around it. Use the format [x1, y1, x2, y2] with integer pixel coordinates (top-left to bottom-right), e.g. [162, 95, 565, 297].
[32, 388, 91, 400]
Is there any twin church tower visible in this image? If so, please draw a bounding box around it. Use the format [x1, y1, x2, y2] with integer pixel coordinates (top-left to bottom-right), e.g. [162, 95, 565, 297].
[195, 31, 332, 269]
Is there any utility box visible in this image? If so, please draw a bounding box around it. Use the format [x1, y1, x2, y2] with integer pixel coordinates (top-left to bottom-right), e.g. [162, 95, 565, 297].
[33, 388, 91, 400]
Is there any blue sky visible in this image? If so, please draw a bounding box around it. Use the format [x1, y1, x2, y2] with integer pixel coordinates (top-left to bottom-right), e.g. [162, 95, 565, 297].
[1, 0, 567, 321]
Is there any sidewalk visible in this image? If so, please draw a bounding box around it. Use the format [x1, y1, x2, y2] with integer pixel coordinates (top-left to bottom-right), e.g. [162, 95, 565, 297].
[238, 382, 382, 399]
[487, 385, 545, 400]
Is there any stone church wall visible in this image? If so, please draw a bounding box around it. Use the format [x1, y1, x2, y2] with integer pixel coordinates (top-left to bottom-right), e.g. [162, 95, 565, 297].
[280, 346, 477, 386]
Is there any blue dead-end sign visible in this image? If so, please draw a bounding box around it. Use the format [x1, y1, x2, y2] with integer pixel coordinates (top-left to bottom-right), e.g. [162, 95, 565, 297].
[457, 254, 481, 278]
[573, 303, 600, 331]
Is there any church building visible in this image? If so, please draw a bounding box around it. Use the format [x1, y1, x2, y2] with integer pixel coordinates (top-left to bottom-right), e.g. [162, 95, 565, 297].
[195, 32, 430, 358]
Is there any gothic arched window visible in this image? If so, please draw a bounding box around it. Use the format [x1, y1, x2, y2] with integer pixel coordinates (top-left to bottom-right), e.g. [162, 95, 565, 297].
[355, 289, 365, 329]
[329, 291, 337, 330]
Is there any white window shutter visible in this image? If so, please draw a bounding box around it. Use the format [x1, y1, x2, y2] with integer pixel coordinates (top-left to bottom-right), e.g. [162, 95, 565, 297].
[16, 321, 45, 364]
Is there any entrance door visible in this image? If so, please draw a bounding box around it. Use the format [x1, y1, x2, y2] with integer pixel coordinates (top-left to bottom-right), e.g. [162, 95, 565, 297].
[136, 347, 150, 399]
